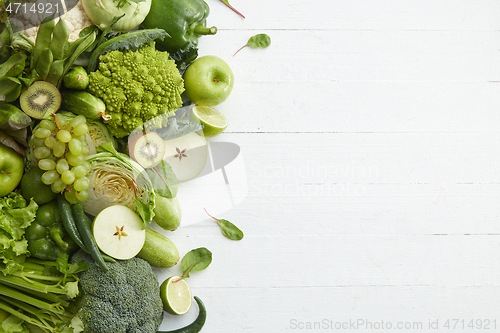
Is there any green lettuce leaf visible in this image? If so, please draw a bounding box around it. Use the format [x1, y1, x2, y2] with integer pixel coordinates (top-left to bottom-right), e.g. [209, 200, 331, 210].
[0, 191, 37, 275]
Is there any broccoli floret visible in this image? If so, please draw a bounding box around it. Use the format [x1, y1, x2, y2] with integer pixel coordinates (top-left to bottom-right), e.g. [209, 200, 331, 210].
[88, 44, 185, 138]
[71, 250, 163, 333]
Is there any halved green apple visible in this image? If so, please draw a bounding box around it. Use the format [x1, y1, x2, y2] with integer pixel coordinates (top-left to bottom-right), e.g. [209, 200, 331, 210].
[92, 205, 146, 260]
[162, 132, 207, 182]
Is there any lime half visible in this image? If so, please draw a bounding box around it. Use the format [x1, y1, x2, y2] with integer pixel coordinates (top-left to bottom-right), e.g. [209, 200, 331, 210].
[191, 105, 228, 138]
[160, 276, 192, 315]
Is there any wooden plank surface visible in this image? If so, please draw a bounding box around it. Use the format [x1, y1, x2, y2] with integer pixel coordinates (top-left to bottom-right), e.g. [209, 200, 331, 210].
[155, 0, 500, 331]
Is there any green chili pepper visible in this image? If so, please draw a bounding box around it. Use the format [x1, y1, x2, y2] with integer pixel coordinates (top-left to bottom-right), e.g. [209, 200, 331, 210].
[25, 201, 79, 261]
[141, 0, 217, 53]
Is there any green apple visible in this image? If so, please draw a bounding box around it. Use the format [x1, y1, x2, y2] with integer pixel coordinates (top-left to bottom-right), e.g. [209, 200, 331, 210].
[153, 193, 182, 231]
[183, 55, 234, 106]
[0, 143, 24, 197]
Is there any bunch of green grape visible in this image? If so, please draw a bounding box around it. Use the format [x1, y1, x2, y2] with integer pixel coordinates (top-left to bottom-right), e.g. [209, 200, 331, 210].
[31, 114, 91, 203]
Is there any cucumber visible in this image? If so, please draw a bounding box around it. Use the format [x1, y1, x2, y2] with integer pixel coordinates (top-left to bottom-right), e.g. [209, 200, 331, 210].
[61, 90, 110, 120]
[137, 228, 179, 268]
[157, 296, 206, 333]
[63, 66, 89, 90]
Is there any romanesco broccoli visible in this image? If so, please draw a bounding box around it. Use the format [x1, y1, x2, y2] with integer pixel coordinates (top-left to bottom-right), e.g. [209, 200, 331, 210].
[71, 250, 163, 333]
[88, 44, 184, 138]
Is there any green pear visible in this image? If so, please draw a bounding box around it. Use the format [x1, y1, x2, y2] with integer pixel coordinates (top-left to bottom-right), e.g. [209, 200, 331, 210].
[153, 193, 182, 231]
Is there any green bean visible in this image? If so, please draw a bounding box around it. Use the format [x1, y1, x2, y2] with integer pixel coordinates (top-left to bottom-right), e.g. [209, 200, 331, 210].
[32, 15, 56, 69]
[35, 49, 53, 81]
[50, 19, 69, 61]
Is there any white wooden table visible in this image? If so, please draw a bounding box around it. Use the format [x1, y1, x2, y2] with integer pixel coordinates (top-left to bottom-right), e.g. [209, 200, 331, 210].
[155, 1, 500, 331]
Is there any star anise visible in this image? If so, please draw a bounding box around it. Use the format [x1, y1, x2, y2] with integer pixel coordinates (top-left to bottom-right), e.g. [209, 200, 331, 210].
[174, 147, 187, 161]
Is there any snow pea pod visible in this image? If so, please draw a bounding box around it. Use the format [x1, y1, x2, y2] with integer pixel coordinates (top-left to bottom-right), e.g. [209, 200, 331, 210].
[32, 15, 56, 69]
[35, 48, 53, 81]
[46, 59, 65, 87]
[50, 18, 69, 60]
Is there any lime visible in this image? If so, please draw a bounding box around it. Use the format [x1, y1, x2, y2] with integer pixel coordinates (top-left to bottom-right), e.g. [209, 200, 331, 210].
[160, 276, 192, 315]
[191, 105, 228, 138]
[20, 166, 57, 205]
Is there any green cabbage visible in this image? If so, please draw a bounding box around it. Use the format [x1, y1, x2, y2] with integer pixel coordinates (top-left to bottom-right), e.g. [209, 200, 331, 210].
[83, 142, 155, 228]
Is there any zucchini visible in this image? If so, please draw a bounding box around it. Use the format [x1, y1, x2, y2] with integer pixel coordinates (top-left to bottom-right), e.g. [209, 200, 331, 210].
[137, 228, 179, 268]
[157, 296, 206, 333]
[61, 90, 110, 120]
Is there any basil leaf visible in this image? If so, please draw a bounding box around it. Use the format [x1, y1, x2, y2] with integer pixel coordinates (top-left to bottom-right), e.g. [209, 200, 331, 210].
[181, 247, 212, 278]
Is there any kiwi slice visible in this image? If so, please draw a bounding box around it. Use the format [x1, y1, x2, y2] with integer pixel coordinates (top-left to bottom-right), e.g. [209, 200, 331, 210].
[20, 81, 61, 119]
[129, 131, 166, 169]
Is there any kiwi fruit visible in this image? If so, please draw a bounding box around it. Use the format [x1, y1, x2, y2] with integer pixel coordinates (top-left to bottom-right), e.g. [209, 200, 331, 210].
[129, 131, 165, 169]
[20, 81, 61, 119]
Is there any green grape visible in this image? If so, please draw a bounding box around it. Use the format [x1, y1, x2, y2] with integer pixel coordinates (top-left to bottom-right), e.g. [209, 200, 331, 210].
[51, 178, 66, 193]
[41, 170, 59, 185]
[56, 159, 69, 174]
[39, 119, 56, 131]
[56, 129, 72, 143]
[55, 114, 68, 128]
[72, 165, 87, 178]
[34, 128, 51, 139]
[81, 161, 92, 173]
[61, 170, 76, 185]
[70, 115, 86, 128]
[34, 147, 51, 160]
[32, 137, 46, 147]
[53, 141, 66, 157]
[73, 176, 90, 192]
[68, 139, 82, 155]
[64, 189, 79, 204]
[44, 136, 57, 149]
[81, 142, 90, 156]
[38, 159, 56, 171]
[72, 123, 89, 137]
[75, 190, 89, 201]
[66, 152, 84, 166]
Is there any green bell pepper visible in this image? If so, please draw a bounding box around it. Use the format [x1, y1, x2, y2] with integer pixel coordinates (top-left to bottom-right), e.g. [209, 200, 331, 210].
[25, 201, 79, 261]
[141, 0, 217, 53]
